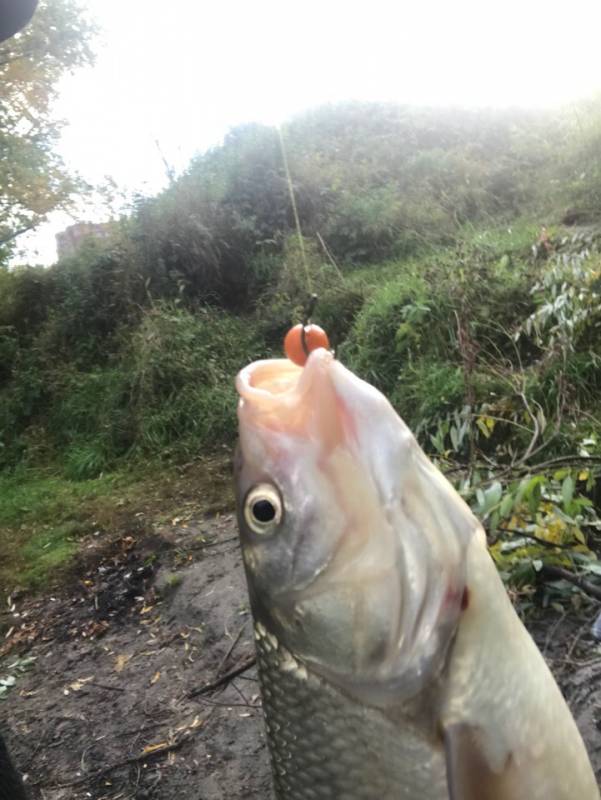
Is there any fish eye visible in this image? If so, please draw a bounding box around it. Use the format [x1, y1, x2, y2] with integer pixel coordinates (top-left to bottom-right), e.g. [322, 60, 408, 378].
[244, 484, 283, 535]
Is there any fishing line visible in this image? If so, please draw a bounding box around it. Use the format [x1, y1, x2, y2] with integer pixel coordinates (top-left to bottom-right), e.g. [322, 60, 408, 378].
[277, 126, 313, 296]
[277, 127, 317, 356]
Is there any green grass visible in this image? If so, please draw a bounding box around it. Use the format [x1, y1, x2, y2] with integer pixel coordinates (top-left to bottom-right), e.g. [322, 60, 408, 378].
[0, 468, 128, 592]
[0, 469, 125, 528]
[18, 523, 80, 587]
[0, 455, 233, 597]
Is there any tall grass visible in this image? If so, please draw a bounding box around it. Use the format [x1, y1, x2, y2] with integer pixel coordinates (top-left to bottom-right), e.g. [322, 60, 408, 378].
[0, 304, 261, 477]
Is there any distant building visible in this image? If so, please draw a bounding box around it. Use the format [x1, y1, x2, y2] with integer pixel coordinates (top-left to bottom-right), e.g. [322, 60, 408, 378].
[55, 221, 114, 260]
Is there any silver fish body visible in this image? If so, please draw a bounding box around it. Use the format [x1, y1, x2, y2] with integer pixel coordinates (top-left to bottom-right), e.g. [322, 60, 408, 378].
[235, 349, 599, 800]
[254, 622, 448, 799]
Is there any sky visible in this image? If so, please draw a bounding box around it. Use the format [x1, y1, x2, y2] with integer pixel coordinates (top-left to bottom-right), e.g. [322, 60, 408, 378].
[15, 0, 601, 264]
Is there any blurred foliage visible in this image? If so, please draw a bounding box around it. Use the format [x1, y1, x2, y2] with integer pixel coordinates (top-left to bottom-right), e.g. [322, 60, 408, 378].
[3, 99, 601, 602]
[0, 0, 96, 262]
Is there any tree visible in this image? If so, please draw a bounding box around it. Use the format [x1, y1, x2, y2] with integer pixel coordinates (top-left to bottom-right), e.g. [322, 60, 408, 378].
[0, 0, 96, 264]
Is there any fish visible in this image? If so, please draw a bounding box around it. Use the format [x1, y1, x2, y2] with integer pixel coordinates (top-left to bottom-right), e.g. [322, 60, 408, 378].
[234, 347, 599, 800]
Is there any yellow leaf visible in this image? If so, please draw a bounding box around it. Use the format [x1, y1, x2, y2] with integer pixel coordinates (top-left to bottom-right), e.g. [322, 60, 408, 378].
[69, 676, 94, 691]
[574, 528, 586, 545]
[150, 671, 161, 685]
[578, 470, 590, 482]
[142, 742, 168, 755]
[476, 418, 491, 438]
[115, 654, 131, 673]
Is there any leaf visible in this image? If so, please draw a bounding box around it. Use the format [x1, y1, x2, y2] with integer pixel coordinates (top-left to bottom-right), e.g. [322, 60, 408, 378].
[142, 741, 168, 755]
[562, 475, 575, 511]
[500, 536, 529, 553]
[430, 433, 444, 453]
[476, 415, 496, 439]
[485, 481, 503, 510]
[69, 676, 94, 692]
[450, 426, 459, 452]
[516, 474, 545, 507]
[476, 418, 491, 438]
[524, 474, 547, 496]
[150, 671, 161, 685]
[115, 654, 131, 673]
[536, 407, 546, 433]
[499, 492, 514, 518]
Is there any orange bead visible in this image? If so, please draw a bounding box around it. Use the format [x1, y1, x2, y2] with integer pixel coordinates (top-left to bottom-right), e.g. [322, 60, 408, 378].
[284, 323, 330, 366]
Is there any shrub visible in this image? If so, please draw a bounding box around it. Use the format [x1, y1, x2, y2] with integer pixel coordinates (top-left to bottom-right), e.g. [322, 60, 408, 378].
[127, 303, 261, 455]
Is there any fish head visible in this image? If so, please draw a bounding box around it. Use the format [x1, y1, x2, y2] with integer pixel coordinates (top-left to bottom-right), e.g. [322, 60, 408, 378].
[235, 348, 477, 704]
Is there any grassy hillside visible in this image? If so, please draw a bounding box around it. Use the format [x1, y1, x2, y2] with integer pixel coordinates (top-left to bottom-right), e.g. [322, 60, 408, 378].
[2, 100, 601, 599]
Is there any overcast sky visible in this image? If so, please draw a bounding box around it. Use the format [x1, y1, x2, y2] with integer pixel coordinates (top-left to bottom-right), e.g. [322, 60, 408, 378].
[16, 0, 601, 264]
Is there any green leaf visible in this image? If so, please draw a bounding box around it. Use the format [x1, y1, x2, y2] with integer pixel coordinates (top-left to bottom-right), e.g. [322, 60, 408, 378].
[489, 509, 500, 533]
[450, 426, 459, 452]
[486, 481, 503, 509]
[562, 475, 575, 511]
[499, 492, 514, 518]
[528, 485, 542, 517]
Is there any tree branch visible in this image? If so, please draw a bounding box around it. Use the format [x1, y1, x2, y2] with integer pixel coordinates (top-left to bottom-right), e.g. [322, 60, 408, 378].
[0, 224, 37, 247]
[187, 655, 256, 698]
[539, 565, 601, 601]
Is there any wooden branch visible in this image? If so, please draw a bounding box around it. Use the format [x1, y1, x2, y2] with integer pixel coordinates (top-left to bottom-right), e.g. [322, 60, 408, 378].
[187, 655, 256, 698]
[0, 223, 36, 246]
[44, 710, 215, 790]
[494, 528, 574, 550]
[539, 565, 601, 601]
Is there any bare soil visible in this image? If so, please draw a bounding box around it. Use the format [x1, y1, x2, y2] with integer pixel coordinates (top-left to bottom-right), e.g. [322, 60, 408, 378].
[1, 514, 273, 799]
[1, 512, 601, 799]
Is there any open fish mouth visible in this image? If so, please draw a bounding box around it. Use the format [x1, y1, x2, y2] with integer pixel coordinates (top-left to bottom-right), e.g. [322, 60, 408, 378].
[236, 348, 358, 452]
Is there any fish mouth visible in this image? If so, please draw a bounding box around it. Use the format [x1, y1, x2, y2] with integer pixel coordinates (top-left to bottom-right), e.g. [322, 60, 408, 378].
[236, 347, 334, 408]
[236, 348, 355, 449]
[236, 356, 304, 406]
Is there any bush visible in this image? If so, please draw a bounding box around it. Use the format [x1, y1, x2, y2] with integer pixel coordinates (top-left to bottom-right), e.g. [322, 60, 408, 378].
[127, 304, 261, 456]
[341, 266, 452, 393]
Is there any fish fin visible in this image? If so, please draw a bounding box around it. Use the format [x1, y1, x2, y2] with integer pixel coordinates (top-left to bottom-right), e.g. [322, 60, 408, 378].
[443, 723, 515, 800]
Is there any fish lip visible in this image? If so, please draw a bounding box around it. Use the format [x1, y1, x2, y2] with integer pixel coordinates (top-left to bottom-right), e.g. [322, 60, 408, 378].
[235, 348, 334, 411]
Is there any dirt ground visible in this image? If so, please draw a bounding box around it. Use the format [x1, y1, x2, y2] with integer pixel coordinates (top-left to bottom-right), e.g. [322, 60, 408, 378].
[1, 514, 273, 799]
[1, 511, 601, 799]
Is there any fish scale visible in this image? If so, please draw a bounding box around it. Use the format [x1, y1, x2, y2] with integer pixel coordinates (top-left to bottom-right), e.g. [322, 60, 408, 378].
[254, 624, 449, 800]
